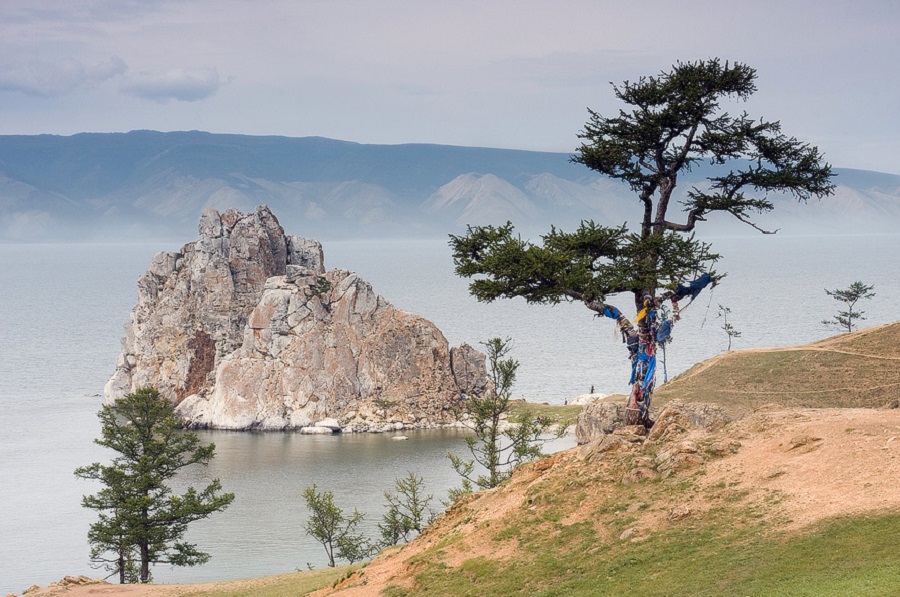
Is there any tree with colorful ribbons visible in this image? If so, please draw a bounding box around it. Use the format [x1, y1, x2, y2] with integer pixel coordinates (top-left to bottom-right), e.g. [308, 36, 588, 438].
[451, 59, 835, 426]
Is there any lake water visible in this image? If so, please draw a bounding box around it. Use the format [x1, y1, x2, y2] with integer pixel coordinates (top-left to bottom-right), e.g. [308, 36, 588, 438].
[1, 233, 898, 593]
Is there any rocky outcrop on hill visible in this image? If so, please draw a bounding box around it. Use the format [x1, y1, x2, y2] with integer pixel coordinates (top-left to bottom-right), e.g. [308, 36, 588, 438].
[574, 401, 627, 443]
[575, 399, 733, 445]
[9, 575, 107, 597]
[105, 206, 486, 431]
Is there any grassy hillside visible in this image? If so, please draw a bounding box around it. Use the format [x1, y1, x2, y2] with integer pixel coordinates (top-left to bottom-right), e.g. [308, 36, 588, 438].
[306, 324, 900, 595]
[654, 321, 900, 415]
[318, 403, 900, 596]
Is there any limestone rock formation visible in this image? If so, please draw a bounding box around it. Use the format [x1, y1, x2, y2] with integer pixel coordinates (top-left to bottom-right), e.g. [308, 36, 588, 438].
[105, 206, 486, 431]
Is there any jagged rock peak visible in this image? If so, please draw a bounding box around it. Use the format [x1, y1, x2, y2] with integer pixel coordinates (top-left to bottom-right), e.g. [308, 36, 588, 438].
[104, 206, 326, 405]
[105, 206, 486, 431]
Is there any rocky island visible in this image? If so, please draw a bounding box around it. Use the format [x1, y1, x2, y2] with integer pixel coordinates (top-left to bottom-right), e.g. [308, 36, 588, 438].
[105, 206, 486, 432]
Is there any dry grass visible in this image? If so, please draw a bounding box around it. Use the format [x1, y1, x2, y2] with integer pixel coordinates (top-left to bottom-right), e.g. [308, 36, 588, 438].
[508, 399, 582, 423]
[655, 321, 900, 415]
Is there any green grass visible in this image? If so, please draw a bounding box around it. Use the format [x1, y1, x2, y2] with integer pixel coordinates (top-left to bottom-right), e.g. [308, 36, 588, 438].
[383, 512, 900, 596]
[508, 400, 582, 424]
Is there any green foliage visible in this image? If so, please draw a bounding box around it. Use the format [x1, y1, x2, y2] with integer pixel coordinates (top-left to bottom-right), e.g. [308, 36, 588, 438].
[379, 472, 436, 547]
[574, 59, 834, 233]
[74, 387, 234, 583]
[310, 276, 332, 299]
[451, 59, 834, 315]
[450, 221, 719, 305]
[448, 338, 565, 498]
[823, 281, 875, 332]
[302, 485, 372, 567]
[373, 395, 399, 413]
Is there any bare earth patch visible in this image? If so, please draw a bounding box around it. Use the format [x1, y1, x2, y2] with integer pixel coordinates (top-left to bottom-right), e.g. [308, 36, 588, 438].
[698, 407, 900, 530]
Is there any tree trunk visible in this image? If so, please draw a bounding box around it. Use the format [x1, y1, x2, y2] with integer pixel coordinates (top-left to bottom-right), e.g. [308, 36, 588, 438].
[140, 542, 149, 582]
[625, 286, 657, 427]
[326, 539, 335, 567]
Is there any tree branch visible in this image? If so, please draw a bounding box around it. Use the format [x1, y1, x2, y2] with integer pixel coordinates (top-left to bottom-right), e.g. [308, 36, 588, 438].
[662, 208, 706, 232]
[727, 210, 780, 234]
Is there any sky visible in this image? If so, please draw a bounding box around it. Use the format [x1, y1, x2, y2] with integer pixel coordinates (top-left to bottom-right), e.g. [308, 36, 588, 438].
[1, 0, 899, 174]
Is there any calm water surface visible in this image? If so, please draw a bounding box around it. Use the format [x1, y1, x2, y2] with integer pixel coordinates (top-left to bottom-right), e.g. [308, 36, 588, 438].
[1, 234, 898, 592]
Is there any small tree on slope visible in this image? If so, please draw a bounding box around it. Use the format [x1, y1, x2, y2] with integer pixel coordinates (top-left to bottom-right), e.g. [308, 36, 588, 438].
[378, 472, 436, 547]
[718, 304, 742, 351]
[302, 485, 371, 567]
[823, 281, 875, 332]
[451, 59, 835, 425]
[75, 387, 234, 583]
[448, 338, 564, 498]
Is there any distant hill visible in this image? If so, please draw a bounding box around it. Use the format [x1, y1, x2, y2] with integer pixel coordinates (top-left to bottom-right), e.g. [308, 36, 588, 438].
[1, 131, 898, 241]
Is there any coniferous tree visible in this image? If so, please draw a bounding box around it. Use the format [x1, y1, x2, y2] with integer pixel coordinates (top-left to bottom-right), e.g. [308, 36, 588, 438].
[302, 485, 371, 567]
[718, 304, 741, 351]
[448, 338, 564, 497]
[378, 472, 435, 547]
[75, 387, 234, 583]
[823, 281, 875, 332]
[451, 60, 835, 424]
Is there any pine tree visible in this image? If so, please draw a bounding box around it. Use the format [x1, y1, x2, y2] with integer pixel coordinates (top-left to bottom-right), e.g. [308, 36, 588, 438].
[448, 338, 564, 497]
[378, 472, 435, 546]
[718, 304, 742, 351]
[75, 387, 234, 583]
[451, 60, 834, 425]
[823, 281, 875, 332]
[302, 485, 371, 567]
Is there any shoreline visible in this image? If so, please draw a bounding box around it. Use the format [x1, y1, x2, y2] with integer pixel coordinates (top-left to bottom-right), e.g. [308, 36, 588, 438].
[178, 399, 585, 434]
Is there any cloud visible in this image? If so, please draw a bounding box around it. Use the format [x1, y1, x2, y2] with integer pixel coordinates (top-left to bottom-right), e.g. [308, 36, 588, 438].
[120, 67, 224, 102]
[0, 56, 126, 97]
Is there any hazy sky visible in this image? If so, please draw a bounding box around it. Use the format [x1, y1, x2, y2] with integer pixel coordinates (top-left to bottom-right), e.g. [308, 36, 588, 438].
[2, 0, 898, 174]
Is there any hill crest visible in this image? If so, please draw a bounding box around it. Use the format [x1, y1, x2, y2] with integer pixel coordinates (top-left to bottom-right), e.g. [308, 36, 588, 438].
[655, 321, 900, 414]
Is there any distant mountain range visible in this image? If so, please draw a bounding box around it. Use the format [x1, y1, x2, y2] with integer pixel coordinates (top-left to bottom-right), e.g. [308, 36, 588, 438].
[1, 130, 898, 242]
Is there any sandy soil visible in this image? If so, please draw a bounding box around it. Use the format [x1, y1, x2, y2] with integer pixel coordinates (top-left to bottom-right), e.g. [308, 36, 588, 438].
[700, 406, 900, 530]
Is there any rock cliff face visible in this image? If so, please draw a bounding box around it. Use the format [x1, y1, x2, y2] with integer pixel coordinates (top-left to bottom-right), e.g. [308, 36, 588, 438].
[105, 206, 486, 431]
